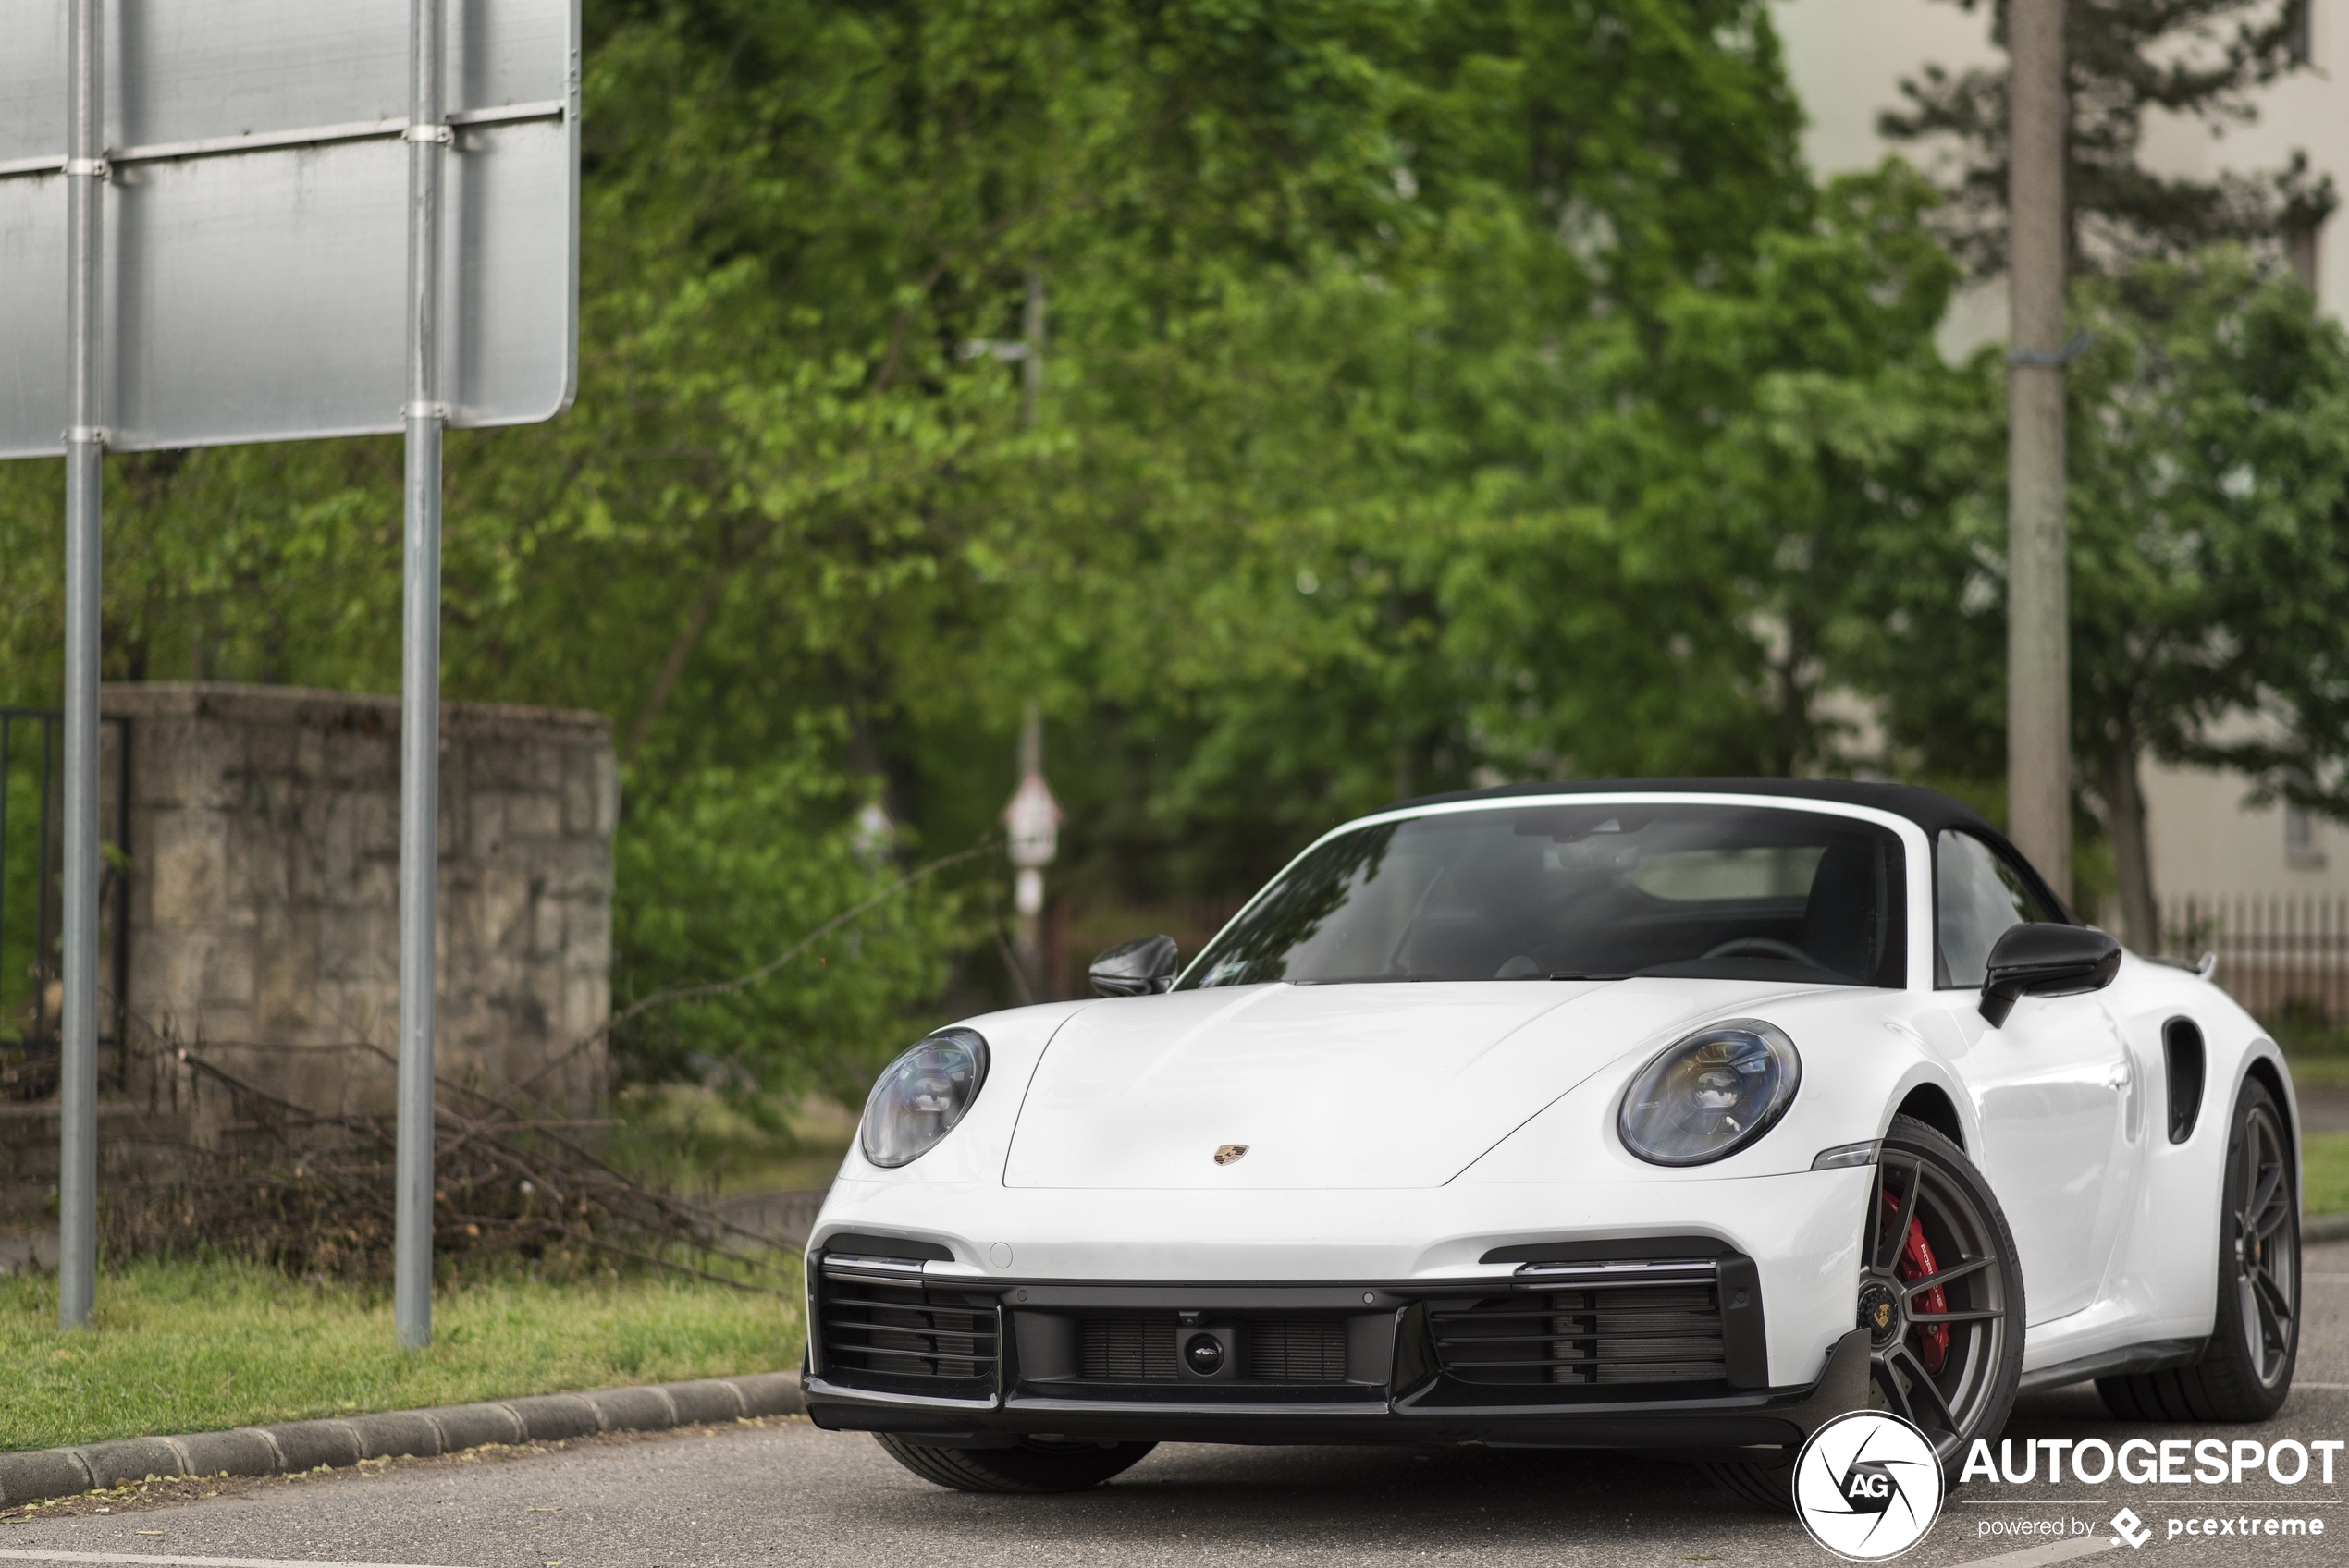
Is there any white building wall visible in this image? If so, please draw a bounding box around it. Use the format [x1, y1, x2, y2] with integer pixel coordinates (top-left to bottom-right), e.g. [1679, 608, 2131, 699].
[2141, 766, 2349, 900]
[1770, 0, 2010, 357]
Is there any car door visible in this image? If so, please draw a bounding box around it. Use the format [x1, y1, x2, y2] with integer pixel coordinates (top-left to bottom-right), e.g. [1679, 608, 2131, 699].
[1931, 829, 2142, 1325]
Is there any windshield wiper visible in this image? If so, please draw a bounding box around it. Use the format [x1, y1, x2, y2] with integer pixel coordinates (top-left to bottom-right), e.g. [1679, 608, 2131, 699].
[1549, 971, 1631, 981]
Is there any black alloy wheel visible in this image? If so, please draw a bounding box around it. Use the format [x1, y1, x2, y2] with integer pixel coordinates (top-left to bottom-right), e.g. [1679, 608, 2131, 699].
[2098, 1076, 2299, 1422]
[1704, 1115, 2023, 1513]
[872, 1433, 1157, 1493]
[1858, 1116, 2023, 1471]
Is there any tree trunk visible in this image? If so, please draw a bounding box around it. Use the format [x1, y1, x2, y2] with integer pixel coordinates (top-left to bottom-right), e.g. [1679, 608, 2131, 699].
[621, 521, 772, 766]
[2101, 740, 2159, 953]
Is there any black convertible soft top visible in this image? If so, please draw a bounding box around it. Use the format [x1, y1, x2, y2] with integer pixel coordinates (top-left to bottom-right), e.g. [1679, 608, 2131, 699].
[1384, 778, 2075, 920]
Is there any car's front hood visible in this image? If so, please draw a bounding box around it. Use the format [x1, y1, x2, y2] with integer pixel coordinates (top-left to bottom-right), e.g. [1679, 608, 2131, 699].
[1001, 979, 1802, 1190]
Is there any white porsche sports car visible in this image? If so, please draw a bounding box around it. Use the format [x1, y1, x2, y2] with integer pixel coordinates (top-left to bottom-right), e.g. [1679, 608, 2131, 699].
[803, 780, 2302, 1507]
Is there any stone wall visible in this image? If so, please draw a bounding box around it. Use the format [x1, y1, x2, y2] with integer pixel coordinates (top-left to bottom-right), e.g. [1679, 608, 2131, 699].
[105, 682, 616, 1125]
[0, 1101, 191, 1232]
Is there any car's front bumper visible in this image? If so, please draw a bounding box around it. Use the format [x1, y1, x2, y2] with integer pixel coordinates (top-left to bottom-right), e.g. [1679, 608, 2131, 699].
[802, 1173, 1879, 1455]
[806, 1298, 1870, 1455]
[809, 1166, 1876, 1388]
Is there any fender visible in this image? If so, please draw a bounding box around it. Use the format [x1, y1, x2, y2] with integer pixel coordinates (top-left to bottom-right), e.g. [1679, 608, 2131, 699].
[818, 999, 1096, 1194]
[1461, 992, 1972, 1184]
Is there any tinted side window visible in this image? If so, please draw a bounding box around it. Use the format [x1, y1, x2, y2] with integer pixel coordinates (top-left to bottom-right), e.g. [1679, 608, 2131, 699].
[1936, 830, 2057, 987]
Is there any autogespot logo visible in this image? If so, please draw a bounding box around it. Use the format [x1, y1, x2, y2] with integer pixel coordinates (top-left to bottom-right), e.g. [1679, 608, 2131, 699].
[1794, 1411, 1948, 1561]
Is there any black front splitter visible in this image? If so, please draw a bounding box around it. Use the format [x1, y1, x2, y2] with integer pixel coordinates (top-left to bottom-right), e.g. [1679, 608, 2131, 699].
[805, 1328, 1870, 1453]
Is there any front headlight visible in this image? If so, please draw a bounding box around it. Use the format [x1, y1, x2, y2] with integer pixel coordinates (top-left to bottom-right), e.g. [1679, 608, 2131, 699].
[1617, 1018, 1800, 1167]
[860, 1027, 990, 1168]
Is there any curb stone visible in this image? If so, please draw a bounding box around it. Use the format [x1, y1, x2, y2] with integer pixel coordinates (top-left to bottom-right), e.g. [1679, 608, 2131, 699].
[0, 1371, 804, 1509]
[2308, 1211, 2349, 1244]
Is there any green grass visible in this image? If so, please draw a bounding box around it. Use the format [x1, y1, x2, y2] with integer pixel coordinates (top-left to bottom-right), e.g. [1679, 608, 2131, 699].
[606, 1085, 855, 1199]
[2278, 1021, 2349, 1087]
[0, 1256, 804, 1453]
[2305, 1133, 2349, 1217]
[2281, 1032, 2349, 1211]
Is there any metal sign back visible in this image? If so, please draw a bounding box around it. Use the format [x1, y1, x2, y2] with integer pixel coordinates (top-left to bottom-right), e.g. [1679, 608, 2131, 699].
[0, 0, 577, 456]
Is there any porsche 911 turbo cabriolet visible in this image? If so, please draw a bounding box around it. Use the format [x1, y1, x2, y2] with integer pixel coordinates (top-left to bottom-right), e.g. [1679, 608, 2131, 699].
[801, 779, 2301, 1508]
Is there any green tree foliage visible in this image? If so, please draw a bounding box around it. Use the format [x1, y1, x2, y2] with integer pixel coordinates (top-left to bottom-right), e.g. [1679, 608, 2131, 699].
[1882, 0, 2334, 275]
[1859, 1, 2349, 937]
[0, 0, 2108, 1096]
[2067, 254, 2349, 942]
[609, 747, 972, 1105]
[1854, 251, 2349, 945]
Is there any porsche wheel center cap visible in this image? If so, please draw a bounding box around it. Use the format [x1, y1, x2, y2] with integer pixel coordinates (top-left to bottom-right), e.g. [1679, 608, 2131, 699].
[1858, 1281, 1901, 1344]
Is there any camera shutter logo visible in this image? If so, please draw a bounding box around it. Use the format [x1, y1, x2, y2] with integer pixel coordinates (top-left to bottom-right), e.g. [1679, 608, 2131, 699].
[1793, 1411, 1945, 1561]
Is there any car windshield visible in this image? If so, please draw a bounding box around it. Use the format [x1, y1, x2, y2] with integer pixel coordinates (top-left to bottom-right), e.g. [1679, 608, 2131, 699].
[1179, 802, 1907, 989]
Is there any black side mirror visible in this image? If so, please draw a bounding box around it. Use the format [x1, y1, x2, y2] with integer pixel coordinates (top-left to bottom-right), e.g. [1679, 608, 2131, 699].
[1980, 924, 2123, 1026]
[1090, 935, 1179, 998]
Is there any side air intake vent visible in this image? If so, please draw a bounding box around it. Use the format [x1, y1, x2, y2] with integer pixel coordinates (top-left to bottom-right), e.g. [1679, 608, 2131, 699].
[1432, 1260, 1729, 1390]
[2163, 1017, 2206, 1145]
[819, 1256, 996, 1395]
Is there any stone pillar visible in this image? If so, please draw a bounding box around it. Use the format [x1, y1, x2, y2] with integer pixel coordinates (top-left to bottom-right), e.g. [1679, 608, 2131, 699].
[102, 683, 615, 1127]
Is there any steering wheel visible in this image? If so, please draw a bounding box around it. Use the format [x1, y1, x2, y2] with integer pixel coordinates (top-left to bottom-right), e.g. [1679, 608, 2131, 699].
[1702, 937, 1824, 967]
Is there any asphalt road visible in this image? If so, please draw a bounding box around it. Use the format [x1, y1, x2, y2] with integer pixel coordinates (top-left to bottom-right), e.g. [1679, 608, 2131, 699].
[4, 1241, 2346, 1568]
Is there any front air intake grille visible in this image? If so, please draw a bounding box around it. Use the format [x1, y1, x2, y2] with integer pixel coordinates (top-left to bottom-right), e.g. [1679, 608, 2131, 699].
[1242, 1317, 1349, 1381]
[1433, 1280, 1727, 1389]
[1079, 1317, 1181, 1380]
[1073, 1315, 1352, 1383]
[819, 1258, 997, 1394]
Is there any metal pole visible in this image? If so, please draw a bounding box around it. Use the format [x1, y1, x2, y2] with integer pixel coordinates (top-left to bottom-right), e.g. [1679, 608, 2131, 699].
[1020, 270, 1044, 427]
[113, 717, 130, 1082]
[1014, 704, 1043, 995]
[1012, 280, 1047, 997]
[393, 0, 447, 1353]
[1, 720, 11, 1018]
[58, 0, 106, 1331]
[2007, 0, 2071, 903]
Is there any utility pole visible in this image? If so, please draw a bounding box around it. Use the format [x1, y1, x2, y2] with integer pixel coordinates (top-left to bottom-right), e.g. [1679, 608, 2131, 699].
[1021, 270, 1045, 426]
[996, 275, 1053, 998]
[960, 270, 1045, 423]
[2007, 0, 2071, 903]
[1002, 704, 1060, 1001]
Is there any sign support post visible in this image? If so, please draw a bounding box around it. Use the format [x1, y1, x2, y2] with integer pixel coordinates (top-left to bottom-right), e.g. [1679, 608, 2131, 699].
[393, 0, 447, 1353]
[4, 0, 575, 1342]
[57, 0, 105, 1332]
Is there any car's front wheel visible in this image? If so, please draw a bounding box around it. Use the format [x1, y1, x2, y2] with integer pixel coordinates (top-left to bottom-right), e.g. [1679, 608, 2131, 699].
[872, 1433, 1157, 1493]
[1705, 1113, 2024, 1512]
[2097, 1075, 2298, 1422]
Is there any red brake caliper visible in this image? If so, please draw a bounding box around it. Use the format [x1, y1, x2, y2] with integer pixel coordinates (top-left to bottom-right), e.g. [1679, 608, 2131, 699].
[1884, 1190, 1950, 1374]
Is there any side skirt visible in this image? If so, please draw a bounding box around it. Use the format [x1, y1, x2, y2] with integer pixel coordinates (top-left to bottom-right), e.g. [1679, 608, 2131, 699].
[2018, 1337, 2206, 1392]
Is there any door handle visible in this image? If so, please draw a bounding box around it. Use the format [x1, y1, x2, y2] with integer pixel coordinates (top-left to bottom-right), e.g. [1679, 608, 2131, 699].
[2106, 1063, 2132, 1090]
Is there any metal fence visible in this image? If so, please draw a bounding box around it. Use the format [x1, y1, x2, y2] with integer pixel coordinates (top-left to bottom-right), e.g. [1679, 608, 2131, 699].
[0, 708, 131, 1096]
[2162, 894, 2349, 1027]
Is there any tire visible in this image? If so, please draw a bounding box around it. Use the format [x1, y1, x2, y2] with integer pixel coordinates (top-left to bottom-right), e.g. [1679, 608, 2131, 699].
[2097, 1076, 2299, 1423]
[1701, 1453, 1796, 1513]
[871, 1433, 1156, 1493]
[1703, 1114, 2024, 1513]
